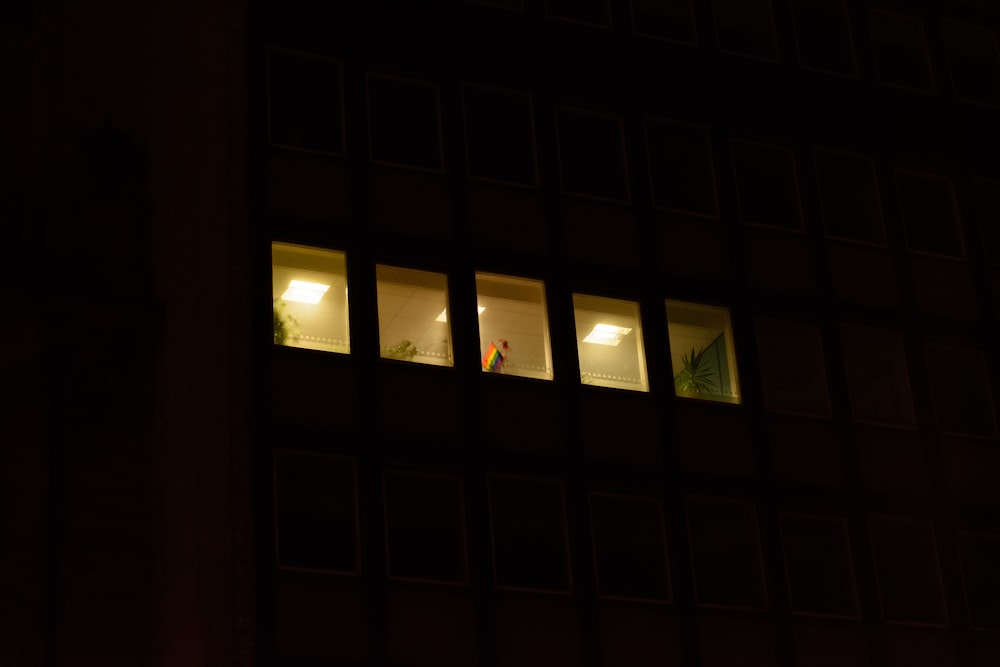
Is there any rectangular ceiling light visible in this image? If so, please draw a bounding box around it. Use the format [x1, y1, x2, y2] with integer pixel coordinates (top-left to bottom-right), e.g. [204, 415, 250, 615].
[583, 323, 632, 346]
[436, 306, 486, 323]
[282, 279, 331, 304]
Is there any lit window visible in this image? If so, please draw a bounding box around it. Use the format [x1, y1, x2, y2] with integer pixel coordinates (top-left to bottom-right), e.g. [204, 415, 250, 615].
[271, 242, 350, 353]
[667, 300, 740, 404]
[573, 294, 648, 392]
[476, 273, 553, 380]
[376, 265, 453, 367]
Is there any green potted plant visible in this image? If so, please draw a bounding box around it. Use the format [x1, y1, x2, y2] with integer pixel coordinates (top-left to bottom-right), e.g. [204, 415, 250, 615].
[273, 299, 299, 345]
[674, 346, 717, 395]
[384, 339, 418, 361]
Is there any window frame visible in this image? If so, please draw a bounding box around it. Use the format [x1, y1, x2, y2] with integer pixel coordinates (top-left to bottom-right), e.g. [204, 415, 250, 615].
[643, 116, 720, 218]
[710, 0, 781, 64]
[554, 104, 632, 204]
[894, 168, 965, 260]
[366, 71, 446, 174]
[630, 0, 699, 47]
[266, 48, 348, 158]
[941, 18, 1000, 109]
[487, 474, 574, 595]
[778, 512, 861, 620]
[866, 8, 937, 96]
[545, 0, 614, 30]
[685, 494, 769, 612]
[730, 137, 805, 233]
[461, 82, 540, 189]
[382, 468, 470, 586]
[867, 514, 949, 629]
[273, 450, 362, 576]
[572, 292, 650, 393]
[666, 298, 742, 405]
[789, 0, 859, 79]
[812, 146, 888, 248]
[588, 490, 673, 604]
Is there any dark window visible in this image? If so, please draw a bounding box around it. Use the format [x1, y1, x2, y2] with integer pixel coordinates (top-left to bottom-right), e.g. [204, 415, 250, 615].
[781, 514, 859, 618]
[867, 10, 934, 93]
[463, 86, 537, 186]
[368, 74, 443, 171]
[274, 452, 359, 573]
[547, 0, 611, 27]
[731, 140, 803, 230]
[489, 476, 572, 592]
[590, 493, 671, 602]
[686, 496, 767, 610]
[942, 21, 1000, 105]
[268, 50, 344, 154]
[712, 0, 779, 62]
[755, 316, 831, 418]
[896, 171, 963, 258]
[957, 532, 1000, 629]
[814, 148, 885, 244]
[631, 0, 697, 45]
[646, 119, 718, 216]
[971, 177, 1000, 264]
[791, 0, 857, 76]
[869, 515, 947, 626]
[925, 344, 998, 437]
[462, 0, 523, 10]
[840, 324, 916, 428]
[556, 107, 629, 202]
[384, 471, 467, 583]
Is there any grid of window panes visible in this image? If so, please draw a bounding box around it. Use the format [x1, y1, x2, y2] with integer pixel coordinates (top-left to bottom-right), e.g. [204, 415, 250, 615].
[261, 5, 1000, 665]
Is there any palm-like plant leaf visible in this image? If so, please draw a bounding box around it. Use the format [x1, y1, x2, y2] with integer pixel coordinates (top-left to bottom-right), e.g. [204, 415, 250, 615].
[674, 346, 717, 394]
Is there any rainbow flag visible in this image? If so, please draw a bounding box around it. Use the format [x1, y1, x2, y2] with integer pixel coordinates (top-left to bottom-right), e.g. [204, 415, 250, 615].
[482, 342, 504, 372]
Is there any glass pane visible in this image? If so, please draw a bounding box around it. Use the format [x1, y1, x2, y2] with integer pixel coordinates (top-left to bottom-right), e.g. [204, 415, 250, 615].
[268, 51, 344, 154]
[377, 265, 453, 367]
[731, 140, 803, 231]
[556, 107, 628, 201]
[384, 471, 467, 583]
[814, 149, 885, 244]
[791, 0, 857, 76]
[275, 452, 359, 573]
[840, 324, 916, 427]
[896, 171, 964, 258]
[755, 316, 831, 417]
[667, 300, 740, 404]
[368, 74, 442, 171]
[271, 242, 350, 353]
[548, 0, 611, 27]
[646, 119, 718, 216]
[632, 0, 697, 45]
[942, 21, 1000, 104]
[868, 10, 934, 92]
[573, 294, 648, 392]
[780, 514, 859, 618]
[686, 496, 767, 610]
[464, 87, 537, 186]
[925, 344, 997, 437]
[869, 515, 947, 625]
[590, 493, 671, 601]
[712, 0, 779, 61]
[476, 273, 553, 380]
[489, 476, 571, 592]
[957, 532, 1000, 629]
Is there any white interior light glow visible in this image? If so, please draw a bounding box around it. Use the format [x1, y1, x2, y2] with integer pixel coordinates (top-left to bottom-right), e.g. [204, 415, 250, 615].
[282, 280, 331, 304]
[583, 323, 632, 346]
